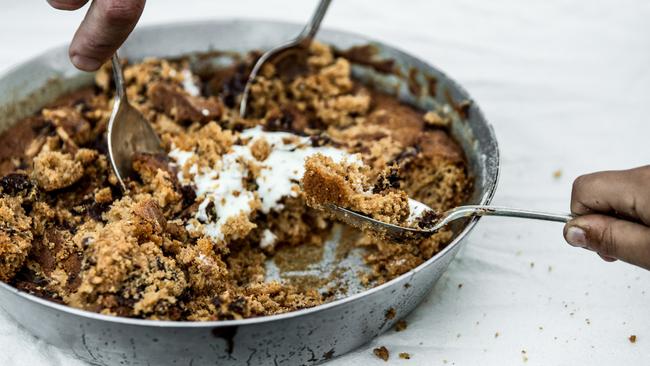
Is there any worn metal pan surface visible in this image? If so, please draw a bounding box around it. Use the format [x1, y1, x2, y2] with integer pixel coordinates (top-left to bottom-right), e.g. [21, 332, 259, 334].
[0, 20, 499, 366]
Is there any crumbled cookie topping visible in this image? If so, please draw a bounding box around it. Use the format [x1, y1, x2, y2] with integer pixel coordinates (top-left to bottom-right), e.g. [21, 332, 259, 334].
[0, 42, 470, 320]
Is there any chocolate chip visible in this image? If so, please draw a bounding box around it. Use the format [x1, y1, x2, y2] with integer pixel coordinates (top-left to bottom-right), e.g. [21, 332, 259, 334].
[81, 237, 93, 247]
[310, 134, 332, 147]
[265, 110, 294, 132]
[180, 185, 196, 207]
[391, 146, 420, 165]
[219, 64, 248, 108]
[0, 173, 33, 196]
[87, 201, 109, 221]
[417, 210, 440, 229]
[205, 201, 218, 223]
[156, 257, 165, 271]
[372, 167, 401, 193]
[228, 297, 246, 314]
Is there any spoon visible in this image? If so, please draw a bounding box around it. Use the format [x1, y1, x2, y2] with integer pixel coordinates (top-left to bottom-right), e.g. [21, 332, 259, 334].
[239, 0, 332, 117]
[107, 53, 164, 190]
[325, 199, 574, 242]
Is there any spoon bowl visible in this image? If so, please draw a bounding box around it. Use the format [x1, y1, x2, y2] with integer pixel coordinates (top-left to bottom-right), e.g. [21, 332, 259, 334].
[239, 0, 332, 117]
[107, 54, 164, 190]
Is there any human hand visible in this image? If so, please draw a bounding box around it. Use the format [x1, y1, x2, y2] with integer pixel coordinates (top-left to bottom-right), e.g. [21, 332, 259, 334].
[48, 0, 146, 71]
[564, 165, 650, 270]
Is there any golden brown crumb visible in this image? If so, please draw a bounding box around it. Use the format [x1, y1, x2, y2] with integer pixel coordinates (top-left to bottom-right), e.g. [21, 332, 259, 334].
[629, 335, 637, 343]
[423, 110, 449, 128]
[399, 352, 411, 359]
[32, 150, 84, 191]
[94, 187, 113, 204]
[395, 319, 408, 331]
[385, 307, 396, 320]
[220, 212, 257, 241]
[373, 346, 389, 361]
[553, 169, 562, 179]
[250, 137, 271, 161]
[74, 148, 98, 165]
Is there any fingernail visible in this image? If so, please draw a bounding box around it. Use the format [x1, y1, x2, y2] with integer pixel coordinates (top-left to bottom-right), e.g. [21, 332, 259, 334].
[566, 226, 587, 247]
[71, 54, 101, 71]
[598, 253, 617, 262]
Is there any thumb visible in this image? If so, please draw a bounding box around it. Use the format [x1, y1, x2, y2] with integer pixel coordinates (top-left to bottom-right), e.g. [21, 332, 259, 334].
[564, 214, 650, 270]
[69, 0, 145, 71]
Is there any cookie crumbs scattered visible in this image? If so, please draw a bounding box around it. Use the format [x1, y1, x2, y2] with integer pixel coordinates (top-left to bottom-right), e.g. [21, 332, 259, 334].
[0, 43, 472, 321]
[399, 352, 411, 360]
[385, 308, 396, 320]
[629, 335, 637, 343]
[373, 346, 389, 361]
[553, 169, 562, 179]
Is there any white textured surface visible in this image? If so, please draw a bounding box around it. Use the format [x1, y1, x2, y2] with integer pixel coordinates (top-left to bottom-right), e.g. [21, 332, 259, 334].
[1, 1, 649, 365]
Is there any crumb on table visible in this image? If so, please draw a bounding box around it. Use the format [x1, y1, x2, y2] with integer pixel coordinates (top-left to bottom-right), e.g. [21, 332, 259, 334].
[373, 346, 390, 361]
[399, 352, 411, 359]
[395, 319, 407, 331]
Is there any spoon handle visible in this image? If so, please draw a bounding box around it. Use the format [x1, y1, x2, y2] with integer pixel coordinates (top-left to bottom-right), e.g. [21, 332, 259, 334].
[438, 205, 574, 229]
[111, 53, 127, 102]
[299, 0, 333, 42]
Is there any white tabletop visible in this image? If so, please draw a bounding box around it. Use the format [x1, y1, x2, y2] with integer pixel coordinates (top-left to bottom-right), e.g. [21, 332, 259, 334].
[1, 1, 649, 365]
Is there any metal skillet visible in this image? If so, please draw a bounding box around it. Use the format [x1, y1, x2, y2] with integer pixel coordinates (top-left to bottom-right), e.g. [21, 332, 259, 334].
[0, 20, 499, 365]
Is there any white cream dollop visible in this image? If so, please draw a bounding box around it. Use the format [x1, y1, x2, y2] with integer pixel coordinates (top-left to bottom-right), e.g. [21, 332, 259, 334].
[181, 69, 200, 97]
[169, 126, 359, 242]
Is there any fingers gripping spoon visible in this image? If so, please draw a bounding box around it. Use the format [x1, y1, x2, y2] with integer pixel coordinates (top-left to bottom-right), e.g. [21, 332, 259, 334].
[107, 53, 164, 190]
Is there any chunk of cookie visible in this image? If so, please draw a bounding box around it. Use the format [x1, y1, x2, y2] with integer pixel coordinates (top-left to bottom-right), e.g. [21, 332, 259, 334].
[0, 196, 32, 282]
[148, 82, 222, 123]
[32, 150, 84, 191]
